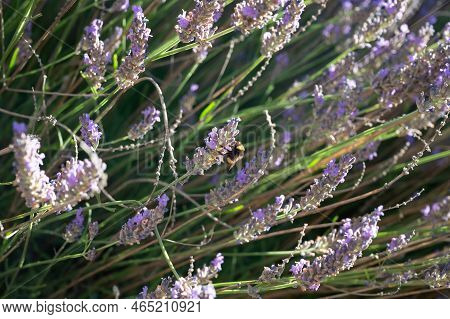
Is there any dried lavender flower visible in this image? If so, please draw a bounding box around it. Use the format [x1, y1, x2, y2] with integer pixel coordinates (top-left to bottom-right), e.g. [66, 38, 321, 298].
[53, 155, 107, 212]
[232, 0, 287, 35]
[185, 118, 241, 175]
[119, 194, 169, 245]
[85, 248, 97, 261]
[81, 19, 107, 90]
[387, 231, 415, 254]
[116, 6, 151, 89]
[128, 106, 161, 140]
[261, 0, 305, 57]
[291, 206, 384, 290]
[205, 149, 270, 208]
[11, 122, 56, 209]
[79, 113, 102, 149]
[63, 208, 85, 243]
[88, 221, 99, 241]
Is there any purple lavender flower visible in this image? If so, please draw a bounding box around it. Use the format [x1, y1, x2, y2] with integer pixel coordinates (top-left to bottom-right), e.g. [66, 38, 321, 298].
[421, 196, 450, 225]
[175, 1, 225, 62]
[64, 208, 85, 243]
[116, 6, 151, 89]
[11, 122, 56, 209]
[261, 0, 305, 57]
[110, 0, 129, 12]
[205, 149, 270, 208]
[53, 156, 107, 212]
[104, 26, 123, 63]
[81, 19, 107, 90]
[128, 106, 161, 140]
[354, 141, 380, 162]
[291, 206, 384, 290]
[235, 195, 297, 243]
[387, 231, 415, 254]
[119, 194, 169, 245]
[88, 221, 99, 241]
[185, 118, 241, 175]
[232, 0, 287, 35]
[296, 154, 356, 214]
[80, 113, 102, 149]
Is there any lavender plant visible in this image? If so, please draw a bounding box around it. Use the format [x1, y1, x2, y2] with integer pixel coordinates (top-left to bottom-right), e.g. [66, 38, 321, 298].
[0, 0, 448, 301]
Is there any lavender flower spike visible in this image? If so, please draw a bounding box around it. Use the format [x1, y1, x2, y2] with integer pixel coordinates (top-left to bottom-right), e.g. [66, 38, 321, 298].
[80, 113, 102, 149]
[128, 106, 161, 140]
[261, 0, 306, 57]
[119, 194, 169, 245]
[387, 231, 415, 254]
[81, 19, 107, 90]
[64, 208, 85, 243]
[290, 206, 384, 291]
[88, 221, 99, 241]
[53, 155, 107, 212]
[421, 196, 450, 225]
[185, 118, 241, 175]
[235, 195, 297, 243]
[293, 154, 355, 217]
[11, 122, 56, 209]
[232, 0, 287, 35]
[116, 6, 151, 89]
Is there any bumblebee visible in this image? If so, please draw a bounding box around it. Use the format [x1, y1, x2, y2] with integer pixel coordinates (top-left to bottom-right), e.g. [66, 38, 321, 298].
[225, 141, 245, 170]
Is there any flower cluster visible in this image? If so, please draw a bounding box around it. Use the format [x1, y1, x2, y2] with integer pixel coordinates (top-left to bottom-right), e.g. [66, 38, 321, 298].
[354, 141, 380, 163]
[232, 0, 286, 35]
[119, 194, 169, 245]
[234, 195, 296, 243]
[185, 118, 241, 175]
[80, 113, 102, 149]
[290, 206, 384, 290]
[139, 253, 225, 299]
[53, 156, 107, 212]
[63, 208, 85, 243]
[387, 231, 415, 254]
[127, 106, 161, 140]
[81, 19, 107, 90]
[175, 0, 225, 61]
[205, 149, 270, 208]
[261, 0, 305, 57]
[11, 122, 56, 209]
[296, 154, 355, 214]
[116, 6, 151, 89]
[353, 0, 409, 47]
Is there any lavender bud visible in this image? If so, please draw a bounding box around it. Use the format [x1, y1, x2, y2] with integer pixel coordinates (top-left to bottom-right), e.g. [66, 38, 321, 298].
[80, 113, 102, 149]
[291, 206, 384, 290]
[116, 6, 151, 89]
[88, 221, 99, 241]
[85, 248, 97, 261]
[261, 0, 306, 57]
[64, 208, 85, 243]
[185, 118, 241, 175]
[81, 19, 107, 90]
[128, 106, 161, 140]
[119, 194, 169, 245]
[354, 141, 380, 162]
[53, 156, 107, 212]
[11, 122, 56, 209]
